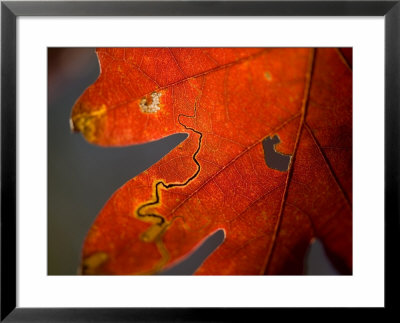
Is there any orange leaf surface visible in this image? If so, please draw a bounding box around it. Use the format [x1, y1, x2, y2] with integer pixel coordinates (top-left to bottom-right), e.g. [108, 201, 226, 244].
[71, 48, 352, 275]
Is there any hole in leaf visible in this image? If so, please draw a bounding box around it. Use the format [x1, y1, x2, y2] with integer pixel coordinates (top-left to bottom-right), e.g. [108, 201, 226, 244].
[262, 134, 292, 172]
[158, 229, 225, 275]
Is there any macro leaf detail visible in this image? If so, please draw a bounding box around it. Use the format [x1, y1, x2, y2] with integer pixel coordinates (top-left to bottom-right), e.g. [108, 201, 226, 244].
[71, 48, 352, 275]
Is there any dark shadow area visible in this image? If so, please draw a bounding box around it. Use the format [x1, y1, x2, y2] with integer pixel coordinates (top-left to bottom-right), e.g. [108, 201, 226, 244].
[304, 238, 339, 275]
[159, 229, 225, 275]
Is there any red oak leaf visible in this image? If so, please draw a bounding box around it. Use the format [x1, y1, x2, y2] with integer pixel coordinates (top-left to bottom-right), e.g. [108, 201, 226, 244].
[71, 48, 352, 275]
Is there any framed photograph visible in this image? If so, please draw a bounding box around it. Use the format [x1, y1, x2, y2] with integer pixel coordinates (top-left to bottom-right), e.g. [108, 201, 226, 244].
[1, 0, 399, 321]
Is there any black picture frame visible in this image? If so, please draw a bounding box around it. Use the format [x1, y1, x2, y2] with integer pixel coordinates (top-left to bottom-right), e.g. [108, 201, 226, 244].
[1, 0, 399, 321]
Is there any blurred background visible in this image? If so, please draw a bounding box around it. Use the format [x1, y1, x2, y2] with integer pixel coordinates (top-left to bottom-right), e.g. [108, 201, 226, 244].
[48, 48, 338, 275]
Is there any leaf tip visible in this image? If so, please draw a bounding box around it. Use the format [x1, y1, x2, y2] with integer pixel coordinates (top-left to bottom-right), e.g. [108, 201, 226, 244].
[70, 103, 107, 143]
